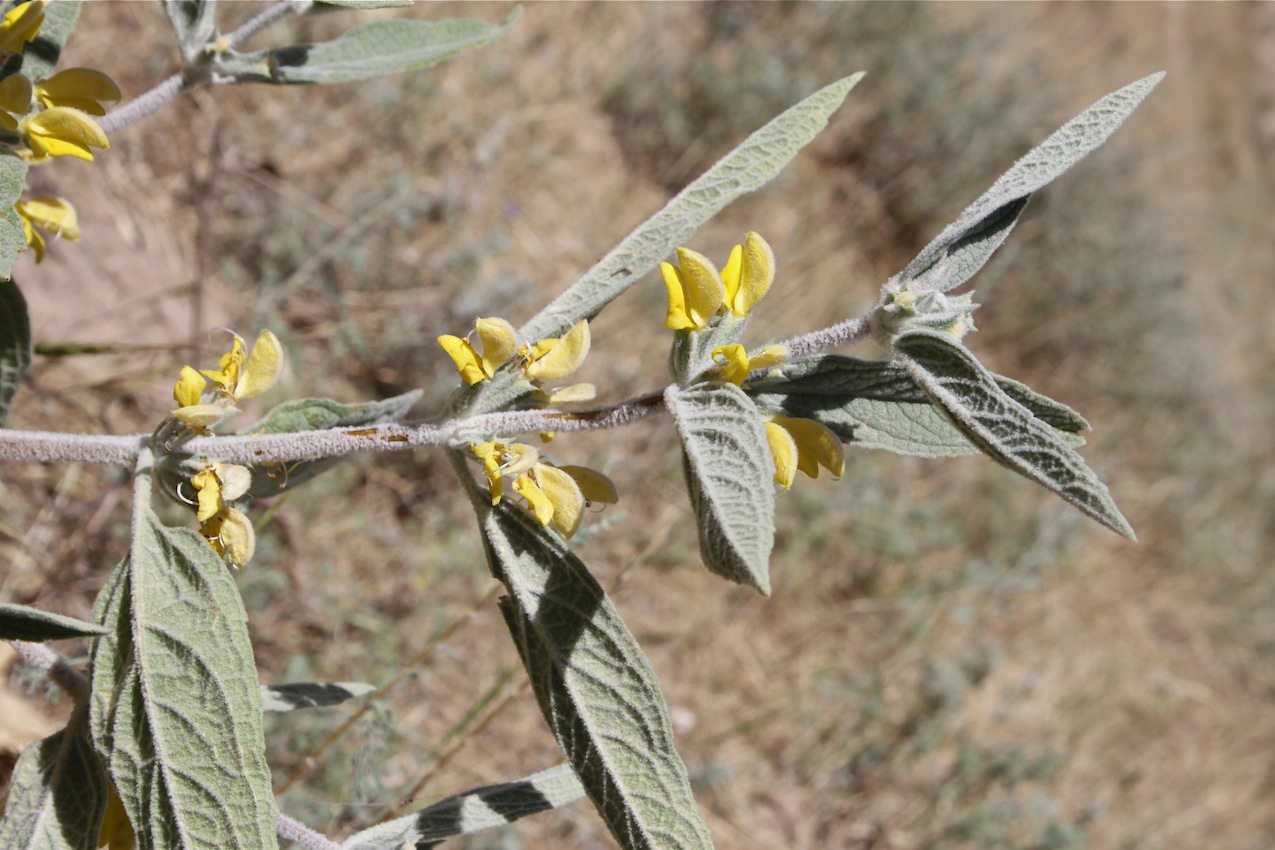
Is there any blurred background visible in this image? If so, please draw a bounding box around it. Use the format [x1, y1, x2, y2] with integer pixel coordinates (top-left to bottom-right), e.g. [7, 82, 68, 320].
[2, 3, 1273, 848]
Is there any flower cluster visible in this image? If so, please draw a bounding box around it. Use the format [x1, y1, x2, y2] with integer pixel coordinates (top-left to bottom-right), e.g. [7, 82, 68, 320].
[169, 330, 282, 568]
[471, 440, 617, 538]
[438, 317, 594, 404]
[662, 232, 845, 489]
[172, 330, 283, 431]
[0, 2, 121, 261]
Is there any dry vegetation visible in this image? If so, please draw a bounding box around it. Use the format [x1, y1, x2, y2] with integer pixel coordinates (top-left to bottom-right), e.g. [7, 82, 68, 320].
[3, 3, 1274, 849]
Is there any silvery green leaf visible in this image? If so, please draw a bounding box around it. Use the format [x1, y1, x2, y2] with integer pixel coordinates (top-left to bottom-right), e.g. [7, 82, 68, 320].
[0, 706, 109, 850]
[0, 278, 32, 424]
[0, 155, 30, 280]
[519, 72, 864, 342]
[471, 492, 713, 850]
[901, 73, 1164, 293]
[237, 389, 421, 498]
[0, 602, 108, 641]
[216, 10, 519, 85]
[666, 382, 775, 594]
[260, 681, 375, 713]
[893, 329, 1134, 539]
[668, 315, 746, 386]
[340, 763, 585, 850]
[164, 0, 218, 64]
[89, 510, 279, 850]
[748, 354, 1086, 457]
[0, 1, 81, 82]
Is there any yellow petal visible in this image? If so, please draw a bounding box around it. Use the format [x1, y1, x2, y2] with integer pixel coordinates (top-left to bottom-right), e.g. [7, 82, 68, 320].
[774, 415, 845, 479]
[214, 462, 252, 502]
[438, 335, 487, 385]
[173, 365, 207, 408]
[35, 67, 121, 112]
[720, 243, 743, 309]
[728, 232, 775, 317]
[764, 421, 798, 489]
[544, 382, 596, 404]
[674, 247, 725, 327]
[661, 261, 694, 330]
[191, 471, 223, 523]
[747, 344, 788, 372]
[21, 106, 109, 161]
[15, 196, 79, 240]
[475, 316, 517, 376]
[712, 344, 751, 386]
[513, 472, 555, 528]
[216, 507, 256, 569]
[558, 465, 619, 505]
[236, 329, 282, 400]
[524, 319, 590, 381]
[532, 464, 585, 537]
[0, 110, 17, 131]
[172, 403, 226, 428]
[97, 782, 135, 850]
[17, 209, 43, 261]
[0, 73, 31, 115]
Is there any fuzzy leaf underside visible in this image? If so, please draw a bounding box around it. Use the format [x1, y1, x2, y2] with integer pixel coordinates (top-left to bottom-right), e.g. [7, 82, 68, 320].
[340, 764, 585, 850]
[893, 329, 1134, 538]
[0, 707, 109, 850]
[219, 12, 519, 85]
[748, 354, 1086, 457]
[477, 497, 713, 850]
[89, 512, 278, 850]
[0, 602, 108, 641]
[0, 158, 31, 282]
[902, 73, 1165, 291]
[0, 277, 32, 424]
[666, 382, 776, 594]
[519, 72, 864, 342]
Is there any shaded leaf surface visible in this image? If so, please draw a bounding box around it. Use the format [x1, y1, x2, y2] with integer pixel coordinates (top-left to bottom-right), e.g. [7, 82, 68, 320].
[163, 0, 217, 63]
[0, 278, 32, 425]
[894, 329, 1134, 538]
[0, 602, 108, 641]
[0, 707, 108, 850]
[89, 511, 278, 850]
[666, 382, 775, 594]
[473, 491, 713, 850]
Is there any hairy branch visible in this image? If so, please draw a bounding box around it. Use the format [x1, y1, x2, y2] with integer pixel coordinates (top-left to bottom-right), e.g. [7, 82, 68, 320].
[9, 639, 89, 704]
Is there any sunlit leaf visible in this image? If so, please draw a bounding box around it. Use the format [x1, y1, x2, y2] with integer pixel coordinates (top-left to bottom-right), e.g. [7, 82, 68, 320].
[0, 602, 108, 641]
[666, 381, 775, 594]
[520, 72, 864, 342]
[900, 73, 1164, 293]
[894, 329, 1134, 538]
[89, 506, 279, 850]
[0, 0, 82, 82]
[340, 764, 585, 850]
[0, 156, 31, 280]
[0, 706, 109, 850]
[216, 10, 520, 85]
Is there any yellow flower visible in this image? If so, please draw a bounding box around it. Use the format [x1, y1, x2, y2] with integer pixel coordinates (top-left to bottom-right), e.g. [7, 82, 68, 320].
[519, 319, 590, 382]
[439, 317, 593, 396]
[14, 196, 78, 263]
[662, 232, 775, 330]
[188, 462, 256, 568]
[763, 415, 844, 490]
[200, 329, 283, 402]
[470, 441, 617, 538]
[438, 316, 518, 385]
[711, 343, 788, 386]
[0, 1, 48, 56]
[19, 105, 109, 161]
[0, 72, 31, 127]
[35, 67, 121, 116]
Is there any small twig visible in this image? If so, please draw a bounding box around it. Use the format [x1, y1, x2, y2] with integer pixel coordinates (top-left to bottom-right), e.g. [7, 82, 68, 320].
[0, 431, 147, 465]
[9, 640, 90, 704]
[276, 814, 340, 850]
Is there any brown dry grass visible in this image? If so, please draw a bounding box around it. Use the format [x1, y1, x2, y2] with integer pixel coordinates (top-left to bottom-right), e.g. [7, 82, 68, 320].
[3, 3, 1274, 849]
